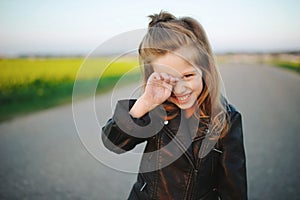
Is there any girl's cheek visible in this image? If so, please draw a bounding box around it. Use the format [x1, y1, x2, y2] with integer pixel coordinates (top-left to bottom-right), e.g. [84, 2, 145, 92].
[194, 78, 204, 91]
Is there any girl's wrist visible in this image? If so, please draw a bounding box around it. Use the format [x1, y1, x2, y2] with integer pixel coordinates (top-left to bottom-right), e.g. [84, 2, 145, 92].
[129, 95, 154, 118]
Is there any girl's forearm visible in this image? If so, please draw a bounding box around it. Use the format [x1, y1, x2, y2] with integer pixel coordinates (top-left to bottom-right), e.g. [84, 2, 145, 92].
[129, 96, 155, 118]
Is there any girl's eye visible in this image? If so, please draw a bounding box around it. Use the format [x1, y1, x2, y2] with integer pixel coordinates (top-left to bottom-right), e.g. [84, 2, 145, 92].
[183, 74, 194, 79]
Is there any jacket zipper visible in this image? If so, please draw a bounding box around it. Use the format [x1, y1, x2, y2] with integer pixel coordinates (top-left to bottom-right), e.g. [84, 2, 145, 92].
[187, 157, 203, 200]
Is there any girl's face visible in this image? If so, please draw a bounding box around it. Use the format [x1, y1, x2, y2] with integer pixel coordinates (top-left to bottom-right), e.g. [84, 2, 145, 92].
[152, 52, 203, 117]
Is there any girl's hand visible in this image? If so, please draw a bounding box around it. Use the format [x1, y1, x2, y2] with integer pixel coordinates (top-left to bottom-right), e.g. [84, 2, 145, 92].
[129, 72, 178, 118]
[143, 72, 178, 106]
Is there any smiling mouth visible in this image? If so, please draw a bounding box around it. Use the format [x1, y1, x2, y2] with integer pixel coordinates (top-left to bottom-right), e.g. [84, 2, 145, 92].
[172, 93, 191, 103]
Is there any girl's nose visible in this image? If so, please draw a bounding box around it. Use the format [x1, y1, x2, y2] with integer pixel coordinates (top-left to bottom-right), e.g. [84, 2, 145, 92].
[173, 80, 186, 94]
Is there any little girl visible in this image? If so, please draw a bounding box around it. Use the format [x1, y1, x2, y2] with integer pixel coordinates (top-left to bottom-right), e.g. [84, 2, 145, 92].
[102, 11, 247, 200]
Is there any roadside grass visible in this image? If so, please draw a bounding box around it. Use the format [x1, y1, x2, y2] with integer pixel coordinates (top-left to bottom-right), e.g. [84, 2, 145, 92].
[269, 60, 300, 74]
[0, 57, 140, 121]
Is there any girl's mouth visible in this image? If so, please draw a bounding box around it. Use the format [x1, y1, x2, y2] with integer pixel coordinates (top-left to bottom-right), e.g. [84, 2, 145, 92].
[172, 93, 192, 104]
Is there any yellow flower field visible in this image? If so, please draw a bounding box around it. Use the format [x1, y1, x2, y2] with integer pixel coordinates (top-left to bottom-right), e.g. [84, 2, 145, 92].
[0, 57, 140, 120]
[0, 57, 140, 87]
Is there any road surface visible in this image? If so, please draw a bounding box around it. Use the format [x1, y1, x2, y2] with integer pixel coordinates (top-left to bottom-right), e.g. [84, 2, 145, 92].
[0, 63, 300, 199]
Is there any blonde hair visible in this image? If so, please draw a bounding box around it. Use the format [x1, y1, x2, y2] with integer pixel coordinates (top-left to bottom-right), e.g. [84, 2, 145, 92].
[139, 11, 229, 137]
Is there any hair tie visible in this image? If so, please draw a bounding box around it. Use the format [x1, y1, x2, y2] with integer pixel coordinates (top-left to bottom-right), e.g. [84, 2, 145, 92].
[155, 19, 167, 23]
[156, 17, 173, 24]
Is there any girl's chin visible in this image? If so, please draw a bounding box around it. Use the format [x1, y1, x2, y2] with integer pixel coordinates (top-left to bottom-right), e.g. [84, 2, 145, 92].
[176, 102, 195, 110]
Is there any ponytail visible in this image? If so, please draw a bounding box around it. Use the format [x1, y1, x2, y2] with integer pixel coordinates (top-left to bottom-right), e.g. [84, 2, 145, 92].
[147, 11, 213, 56]
[148, 11, 176, 28]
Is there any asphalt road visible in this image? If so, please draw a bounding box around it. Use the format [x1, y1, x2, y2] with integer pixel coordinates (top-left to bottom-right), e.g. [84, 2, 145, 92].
[0, 63, 300, 200]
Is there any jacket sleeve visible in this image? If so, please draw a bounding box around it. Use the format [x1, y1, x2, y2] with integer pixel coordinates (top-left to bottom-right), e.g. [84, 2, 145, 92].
[218, 107, 248, 200]
[101, 99, 163, 154]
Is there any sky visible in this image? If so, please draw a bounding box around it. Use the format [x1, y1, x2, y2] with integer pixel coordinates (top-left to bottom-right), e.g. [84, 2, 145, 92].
[0, 0, 300, 56]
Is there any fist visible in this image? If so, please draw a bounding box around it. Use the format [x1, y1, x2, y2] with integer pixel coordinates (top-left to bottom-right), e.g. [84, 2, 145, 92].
[142, 72, 178, 106]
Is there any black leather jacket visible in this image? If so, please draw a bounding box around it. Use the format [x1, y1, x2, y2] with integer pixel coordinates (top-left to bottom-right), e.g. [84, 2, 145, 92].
[102, 100, 247, 200]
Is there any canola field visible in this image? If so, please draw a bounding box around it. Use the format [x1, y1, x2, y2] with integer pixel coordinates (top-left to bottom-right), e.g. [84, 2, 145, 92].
[0, 57, 140, 120]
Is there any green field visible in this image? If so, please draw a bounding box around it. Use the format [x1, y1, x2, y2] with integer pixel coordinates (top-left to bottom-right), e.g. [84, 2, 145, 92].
[269, 60, 300, 74]
[0, 57, 140, 121]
